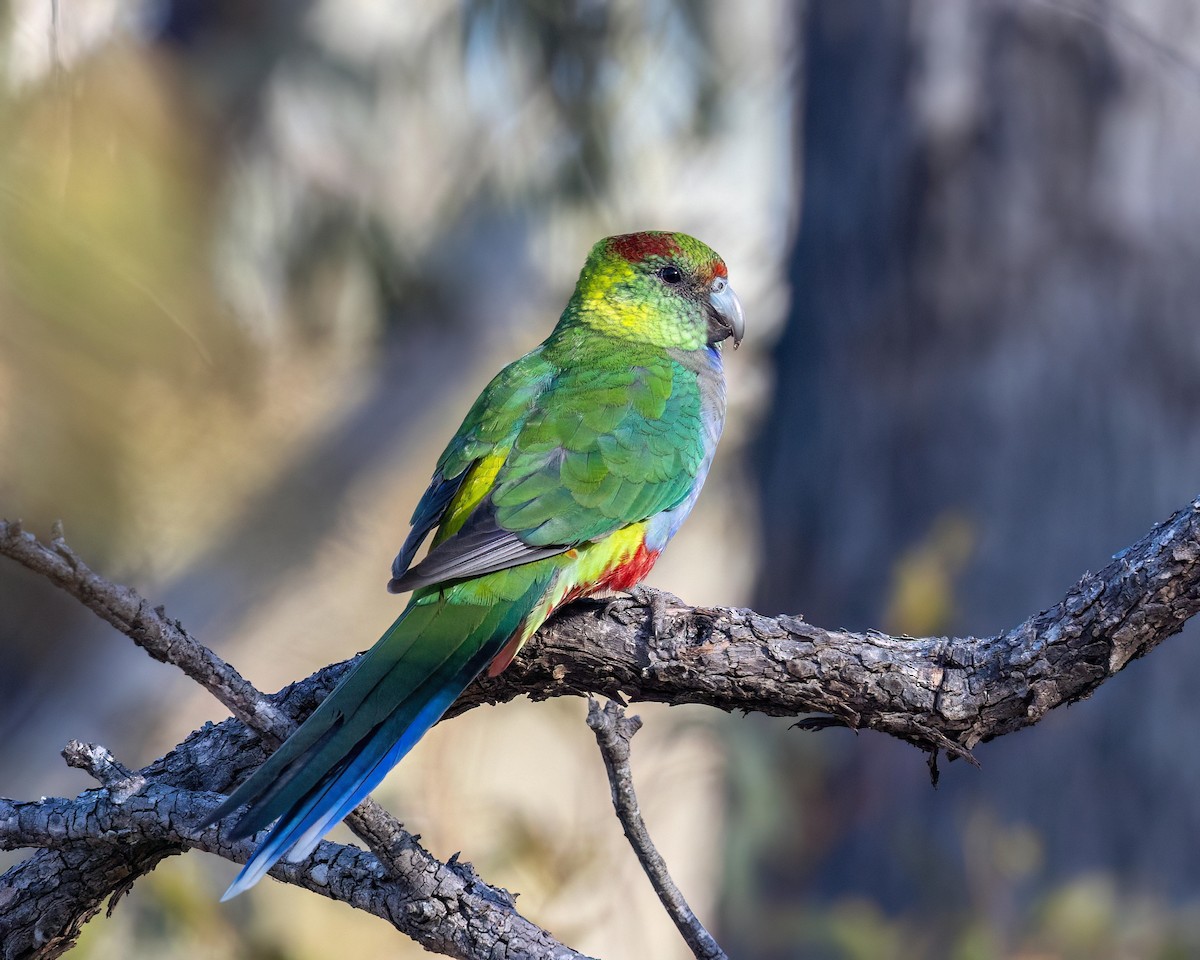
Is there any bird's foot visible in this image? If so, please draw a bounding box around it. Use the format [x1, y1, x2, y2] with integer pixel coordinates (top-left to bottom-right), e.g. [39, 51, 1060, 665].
[605, 585, 670, 641]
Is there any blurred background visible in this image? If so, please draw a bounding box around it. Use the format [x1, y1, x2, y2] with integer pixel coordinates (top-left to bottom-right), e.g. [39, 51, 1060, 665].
[2, 1, 1200, 957]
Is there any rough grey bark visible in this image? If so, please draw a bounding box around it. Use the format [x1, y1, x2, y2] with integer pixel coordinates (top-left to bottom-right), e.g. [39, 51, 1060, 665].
[0, 651, 587, 960]
[466, 496, 1200, 754]
[0, 520, 588, 960]
[3, 491, 1200, 958]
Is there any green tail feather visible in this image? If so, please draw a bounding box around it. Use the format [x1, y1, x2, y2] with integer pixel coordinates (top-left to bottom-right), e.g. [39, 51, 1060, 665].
[205, 573, 548, 896]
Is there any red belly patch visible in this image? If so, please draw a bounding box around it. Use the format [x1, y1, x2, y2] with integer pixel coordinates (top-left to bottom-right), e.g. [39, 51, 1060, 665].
[600, 542, 661, 593]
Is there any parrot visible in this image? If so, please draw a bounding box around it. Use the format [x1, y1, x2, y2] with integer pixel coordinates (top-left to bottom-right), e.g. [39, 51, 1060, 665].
[203, 230, 745, 898]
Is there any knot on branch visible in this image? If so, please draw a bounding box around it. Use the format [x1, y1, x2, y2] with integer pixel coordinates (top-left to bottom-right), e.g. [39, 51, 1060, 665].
[62, 740, 146, 804]
[585, 698, 643, 759]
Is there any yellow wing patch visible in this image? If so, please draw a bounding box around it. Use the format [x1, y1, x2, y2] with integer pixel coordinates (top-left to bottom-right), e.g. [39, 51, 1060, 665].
[433, 451, 509, 544]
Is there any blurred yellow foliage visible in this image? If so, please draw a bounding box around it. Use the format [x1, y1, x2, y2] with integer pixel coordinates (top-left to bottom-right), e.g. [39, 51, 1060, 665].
[0, 45, 380, 574]
[884, 511, 976, 636]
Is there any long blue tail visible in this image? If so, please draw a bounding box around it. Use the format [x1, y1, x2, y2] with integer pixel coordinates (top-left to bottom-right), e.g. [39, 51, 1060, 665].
[204, 586, 537, 898]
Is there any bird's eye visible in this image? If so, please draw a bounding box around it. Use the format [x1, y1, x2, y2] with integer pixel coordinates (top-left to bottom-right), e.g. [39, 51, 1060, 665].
[657, 265, 683, 285]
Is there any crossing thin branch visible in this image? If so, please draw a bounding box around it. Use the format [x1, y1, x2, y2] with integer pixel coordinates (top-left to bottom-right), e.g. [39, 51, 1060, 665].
[586, 699, 728, 960]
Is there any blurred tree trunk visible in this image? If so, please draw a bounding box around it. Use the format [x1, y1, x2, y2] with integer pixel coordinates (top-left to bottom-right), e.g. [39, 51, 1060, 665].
[744, 0, 1200, 953]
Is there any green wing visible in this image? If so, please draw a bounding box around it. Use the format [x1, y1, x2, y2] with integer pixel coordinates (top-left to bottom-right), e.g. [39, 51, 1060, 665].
[390, 341, 704, 593]
[389, 346, 555, 588]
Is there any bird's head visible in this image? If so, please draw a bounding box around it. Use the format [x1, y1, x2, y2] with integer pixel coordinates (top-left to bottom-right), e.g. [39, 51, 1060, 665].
[565, 231, 744, 351]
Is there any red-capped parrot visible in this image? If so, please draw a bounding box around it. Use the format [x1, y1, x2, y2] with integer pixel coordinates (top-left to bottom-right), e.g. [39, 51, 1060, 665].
[204, 231, 745, 897]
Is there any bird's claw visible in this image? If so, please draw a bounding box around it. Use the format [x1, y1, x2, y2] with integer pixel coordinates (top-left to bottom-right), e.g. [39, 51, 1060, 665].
[605, 585, 670, 641]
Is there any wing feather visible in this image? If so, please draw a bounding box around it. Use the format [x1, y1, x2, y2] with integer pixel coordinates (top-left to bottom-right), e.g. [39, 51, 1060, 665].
[388, 343, 706, 593]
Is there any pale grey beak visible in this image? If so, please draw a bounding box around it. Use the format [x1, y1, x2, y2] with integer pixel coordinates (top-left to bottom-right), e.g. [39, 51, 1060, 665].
[707, 277, 745, 348]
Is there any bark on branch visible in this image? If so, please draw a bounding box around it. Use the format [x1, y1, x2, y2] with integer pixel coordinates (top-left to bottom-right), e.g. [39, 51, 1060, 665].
[2, 494, 1199, 959]
[466, 495, 1200, 760]
[0, 519, 587, 960]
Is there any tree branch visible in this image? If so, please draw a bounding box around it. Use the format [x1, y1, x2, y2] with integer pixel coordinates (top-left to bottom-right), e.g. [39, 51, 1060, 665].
[586, 699, 727, 960]
[2, 522, 455, 911]
[1, 744, 578, 957]
[2, 494, 1199, 958]
[3, 520, 290, 737]
[464, 495, 1200, 759]
[0, 519, 589, 960]
[0, 685, 589, 960]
